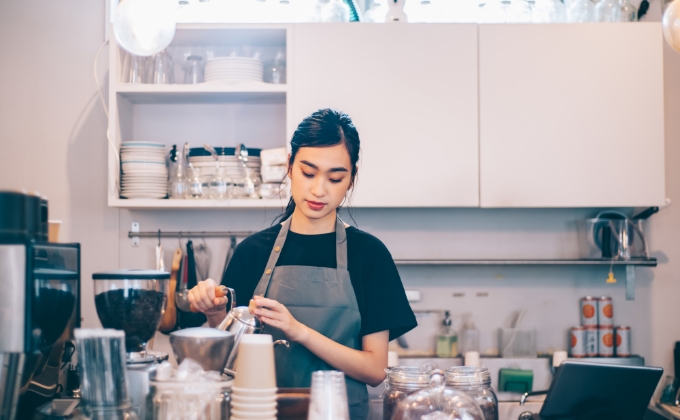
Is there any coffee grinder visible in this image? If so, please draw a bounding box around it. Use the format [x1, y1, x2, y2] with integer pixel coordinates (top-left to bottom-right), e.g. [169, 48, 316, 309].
[0, 190, 81, 420]
[92, 269, 170, 415]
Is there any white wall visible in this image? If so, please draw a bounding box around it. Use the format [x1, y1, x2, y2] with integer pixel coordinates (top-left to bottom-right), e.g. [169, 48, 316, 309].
[0, 0, 677, 382]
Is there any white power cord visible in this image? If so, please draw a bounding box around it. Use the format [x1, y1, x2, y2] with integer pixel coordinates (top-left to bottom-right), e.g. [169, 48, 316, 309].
[94, 39, 121, 194]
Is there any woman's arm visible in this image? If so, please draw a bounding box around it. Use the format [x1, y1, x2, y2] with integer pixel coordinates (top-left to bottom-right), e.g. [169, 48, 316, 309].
[252, 296, 389, 387]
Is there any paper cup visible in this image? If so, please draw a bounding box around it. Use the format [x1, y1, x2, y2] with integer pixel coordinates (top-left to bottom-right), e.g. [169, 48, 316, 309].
[48, 220, 61, 242]
[231, 409, 277, 419]
[231, 402, 277, 412]
[233, 335, 277, 389]
[231, 394, 278, 404]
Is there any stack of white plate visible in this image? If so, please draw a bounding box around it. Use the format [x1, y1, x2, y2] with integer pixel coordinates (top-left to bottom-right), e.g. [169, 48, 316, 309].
[204, 57, 264, 84]
[120, 141, 168, 199]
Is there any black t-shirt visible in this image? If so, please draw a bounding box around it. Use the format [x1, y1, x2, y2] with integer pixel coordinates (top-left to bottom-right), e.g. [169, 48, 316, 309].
[221, 224, 417, 341]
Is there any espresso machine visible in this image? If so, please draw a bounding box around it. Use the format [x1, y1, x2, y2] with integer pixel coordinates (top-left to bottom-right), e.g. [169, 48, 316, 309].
[0, 190, 80, 420]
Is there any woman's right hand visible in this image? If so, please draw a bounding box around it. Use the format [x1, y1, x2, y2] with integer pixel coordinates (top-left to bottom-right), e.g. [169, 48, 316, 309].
[187, 278, 229, 318]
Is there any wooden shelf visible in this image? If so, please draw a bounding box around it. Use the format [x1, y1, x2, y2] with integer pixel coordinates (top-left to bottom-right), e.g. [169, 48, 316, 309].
[115, 83, 287, 104]
[393, 258, 657, 266]
[109, 198, 288, 209]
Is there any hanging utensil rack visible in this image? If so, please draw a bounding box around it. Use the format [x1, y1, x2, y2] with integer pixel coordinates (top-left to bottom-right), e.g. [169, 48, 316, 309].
[128, 230, 256, 239]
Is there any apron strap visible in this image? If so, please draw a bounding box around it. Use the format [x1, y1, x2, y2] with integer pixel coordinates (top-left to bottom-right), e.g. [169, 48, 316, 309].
[253, 218, 291, 297]
[253, 216, 350, 297]
[335, 218, 348, 271]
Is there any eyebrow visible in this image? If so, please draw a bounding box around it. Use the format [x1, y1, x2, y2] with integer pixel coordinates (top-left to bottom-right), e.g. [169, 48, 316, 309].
[300, 160, 349, 173]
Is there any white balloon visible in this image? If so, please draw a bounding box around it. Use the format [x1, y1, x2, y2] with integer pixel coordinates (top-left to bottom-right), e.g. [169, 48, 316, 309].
[114, 0, 177, 57]
[663, 0, 680, 53]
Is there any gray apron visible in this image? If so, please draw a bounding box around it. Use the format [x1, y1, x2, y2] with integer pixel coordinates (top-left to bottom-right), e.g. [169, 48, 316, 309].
[253, 218, 370, 420]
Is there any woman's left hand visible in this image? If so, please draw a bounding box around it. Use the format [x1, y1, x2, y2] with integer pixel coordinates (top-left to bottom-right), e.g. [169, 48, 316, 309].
[252, 296, 308, 342]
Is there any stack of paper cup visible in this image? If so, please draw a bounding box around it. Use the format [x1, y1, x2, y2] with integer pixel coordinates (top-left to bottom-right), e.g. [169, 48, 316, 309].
[231, 335, 278, 420]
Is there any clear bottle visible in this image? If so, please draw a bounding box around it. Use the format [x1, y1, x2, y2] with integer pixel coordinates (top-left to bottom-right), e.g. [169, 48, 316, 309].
[619, 0, 637, 21]
[531, 0, 567, 22]
[364, 0, 389, 22]
[321, 0, 350, 21]
[459, 320, 480, 356]
[566, 0, 594, 22]
[436, 311, 458, 358]
[445, 367, 499, 420]
[595, 0, 621, 21]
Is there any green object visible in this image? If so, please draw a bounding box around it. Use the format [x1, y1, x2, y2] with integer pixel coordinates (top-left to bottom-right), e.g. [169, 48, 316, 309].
[499, 368, 534, 393]
[436, 311, 458, 357]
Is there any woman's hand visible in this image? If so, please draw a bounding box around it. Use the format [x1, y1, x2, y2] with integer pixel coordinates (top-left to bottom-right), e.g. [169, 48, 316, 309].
[188, 278, 229, 324]
[252, 296, 308, 342]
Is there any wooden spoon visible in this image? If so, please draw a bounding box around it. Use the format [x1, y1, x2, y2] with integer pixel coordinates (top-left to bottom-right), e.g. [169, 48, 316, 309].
[159, 248, 183, 332]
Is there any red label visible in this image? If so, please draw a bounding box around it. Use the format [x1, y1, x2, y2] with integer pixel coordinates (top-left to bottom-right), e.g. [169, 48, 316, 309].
[603, 333, 614, 347]
[583, 304, 596, 318]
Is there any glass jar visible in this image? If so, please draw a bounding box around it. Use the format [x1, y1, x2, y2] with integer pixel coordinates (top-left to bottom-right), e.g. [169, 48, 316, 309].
[92, 270, 170, 353]
[183, 55, 204, 84]
[382, 367, 431, 420]
[151, 380, 231, 420]
[619, 0, 637, 21]
[445, 367, 499, 420]
[566, 0, 594, 21]
[391, 369, 483, 420]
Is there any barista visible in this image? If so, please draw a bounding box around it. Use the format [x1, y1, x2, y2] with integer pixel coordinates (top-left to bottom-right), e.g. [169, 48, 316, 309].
[188, 108, 417, 420]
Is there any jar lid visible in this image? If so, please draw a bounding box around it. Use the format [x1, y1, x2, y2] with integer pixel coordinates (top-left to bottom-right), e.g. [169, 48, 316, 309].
[386, 366, 431, 386]
[445, 366, 492, 386]
[93, 269, 170, 280]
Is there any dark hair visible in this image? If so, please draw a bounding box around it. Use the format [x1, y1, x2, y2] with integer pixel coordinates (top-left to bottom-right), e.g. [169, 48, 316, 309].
[274, 108, 360, 224]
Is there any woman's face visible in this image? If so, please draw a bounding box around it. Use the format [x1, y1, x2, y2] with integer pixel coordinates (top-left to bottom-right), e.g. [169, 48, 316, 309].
[288, 144, 354, 221]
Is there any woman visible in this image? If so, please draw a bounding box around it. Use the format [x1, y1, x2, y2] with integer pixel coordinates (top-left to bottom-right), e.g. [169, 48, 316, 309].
[188, 108, 417, 420]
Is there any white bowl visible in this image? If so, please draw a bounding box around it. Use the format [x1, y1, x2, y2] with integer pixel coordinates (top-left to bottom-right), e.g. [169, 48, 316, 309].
[231, 409, 277, 419]
[231, 402, 277, 412]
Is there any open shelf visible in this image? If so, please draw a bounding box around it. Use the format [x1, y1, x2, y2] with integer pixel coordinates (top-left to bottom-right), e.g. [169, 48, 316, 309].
[109, 198, 288, 209]
[393, 258, 657, 266]
[115, 83, 287, 104]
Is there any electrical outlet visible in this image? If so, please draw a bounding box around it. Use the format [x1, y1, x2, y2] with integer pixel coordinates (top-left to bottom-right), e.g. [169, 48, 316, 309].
[405, 289, 421, 302]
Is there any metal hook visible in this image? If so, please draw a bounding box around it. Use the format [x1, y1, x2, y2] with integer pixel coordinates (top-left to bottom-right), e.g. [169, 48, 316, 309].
[158, 229, 161, 246]
[202, 231, 207, 247]
[178, 231, 182, 249]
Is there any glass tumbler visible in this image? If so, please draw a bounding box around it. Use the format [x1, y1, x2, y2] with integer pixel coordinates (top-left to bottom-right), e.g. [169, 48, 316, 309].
[183, 55, 204, 84]
[619, 0, 637, 21]
[184, 166, 205, 199]
[531, 0, 567, 22]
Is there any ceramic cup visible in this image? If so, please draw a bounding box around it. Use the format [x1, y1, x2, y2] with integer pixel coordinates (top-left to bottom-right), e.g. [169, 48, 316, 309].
[231, 409, 277, 419]
[231, 394, 278, 404]
[231, 402, 277, 412]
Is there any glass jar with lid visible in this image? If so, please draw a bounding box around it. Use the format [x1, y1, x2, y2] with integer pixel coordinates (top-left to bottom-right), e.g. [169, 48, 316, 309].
[390, 369, 484, 420]
[382, 367, 431, 420]
[445, 367, 499, 420]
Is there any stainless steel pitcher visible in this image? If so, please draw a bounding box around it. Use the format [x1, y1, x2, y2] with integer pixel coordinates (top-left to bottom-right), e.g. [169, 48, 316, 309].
[216, 304, 264, 375]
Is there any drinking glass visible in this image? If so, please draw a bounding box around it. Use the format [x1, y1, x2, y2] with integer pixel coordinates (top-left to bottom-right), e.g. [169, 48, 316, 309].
[152, 51, 174, 85]
[210, 166, 229, 200]
[183, 55, 204, 84]
[184, 166, 205, 199]
[308, 371, 349, 420]
[122, 53, 147, 84]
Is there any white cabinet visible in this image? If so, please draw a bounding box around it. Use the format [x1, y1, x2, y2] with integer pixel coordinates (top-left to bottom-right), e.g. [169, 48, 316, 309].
[290, 24, 479, 207]
[478, 23, 665, 208]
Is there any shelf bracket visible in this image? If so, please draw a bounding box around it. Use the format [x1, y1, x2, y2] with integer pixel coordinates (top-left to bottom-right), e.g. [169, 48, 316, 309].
[625, 265, 636, 301]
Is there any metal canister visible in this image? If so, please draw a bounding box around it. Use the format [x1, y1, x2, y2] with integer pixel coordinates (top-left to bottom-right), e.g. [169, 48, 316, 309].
[598, 326, 614, 357]
[585, 327, 598, 357]
[570, 326, 586, 358]
[615, 326, 631, 357]
[580, 296, 598, 327]
[597, 296, 614, 326]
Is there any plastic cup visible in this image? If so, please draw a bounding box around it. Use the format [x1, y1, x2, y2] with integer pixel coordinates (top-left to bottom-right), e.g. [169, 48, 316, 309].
[233, 335, 277, 389]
